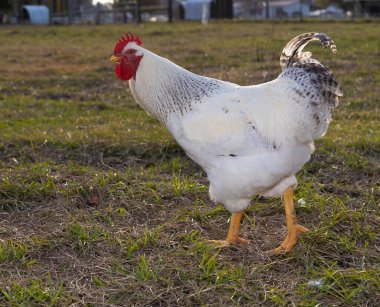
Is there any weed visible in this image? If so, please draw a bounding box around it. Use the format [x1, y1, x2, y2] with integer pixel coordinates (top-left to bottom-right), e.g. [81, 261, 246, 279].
[134, 255, 160, 282]
[0, 240, 28, 263]
[0, 278, 68, 306]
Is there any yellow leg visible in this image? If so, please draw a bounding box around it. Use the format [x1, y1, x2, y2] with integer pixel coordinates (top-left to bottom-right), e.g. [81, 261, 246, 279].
[209, 211, 250, 247]
[267, 187, 309, 255]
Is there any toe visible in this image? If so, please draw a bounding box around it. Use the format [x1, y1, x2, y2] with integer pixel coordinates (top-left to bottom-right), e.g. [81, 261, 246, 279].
[236, 237, 250, 244]
[296, 224, 309, 233]
[267, 224, 308, 256]
[208, 237, 250, 248]
[208, 240, 231, 248]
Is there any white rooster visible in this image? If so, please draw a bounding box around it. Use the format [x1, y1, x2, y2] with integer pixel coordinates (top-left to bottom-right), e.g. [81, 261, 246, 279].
[110, 32, 342, 254]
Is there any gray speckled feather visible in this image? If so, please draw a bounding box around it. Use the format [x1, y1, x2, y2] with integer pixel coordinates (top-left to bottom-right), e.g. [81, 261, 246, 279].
[279, 32, 343, 136]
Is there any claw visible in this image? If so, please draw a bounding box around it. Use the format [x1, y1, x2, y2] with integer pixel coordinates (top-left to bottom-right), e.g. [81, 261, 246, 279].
[266, 224, 309, 256]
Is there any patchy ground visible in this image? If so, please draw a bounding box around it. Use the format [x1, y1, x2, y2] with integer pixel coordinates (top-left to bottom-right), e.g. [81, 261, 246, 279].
[0, 21, 379, 306]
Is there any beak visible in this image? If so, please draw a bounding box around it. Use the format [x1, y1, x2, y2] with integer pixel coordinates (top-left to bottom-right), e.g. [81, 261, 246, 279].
[110, 55, 122, 63]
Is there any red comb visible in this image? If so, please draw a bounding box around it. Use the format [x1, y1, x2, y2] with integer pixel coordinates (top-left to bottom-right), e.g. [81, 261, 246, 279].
[114, 33, 143, 55]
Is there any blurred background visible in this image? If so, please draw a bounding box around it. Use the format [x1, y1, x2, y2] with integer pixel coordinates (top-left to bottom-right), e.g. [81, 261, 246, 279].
[0, 0, 379, 25]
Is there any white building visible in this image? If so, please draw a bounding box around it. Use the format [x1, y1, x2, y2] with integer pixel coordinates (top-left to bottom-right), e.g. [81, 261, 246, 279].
[233, 0, 313, 19]
[264, 0, 311, 19]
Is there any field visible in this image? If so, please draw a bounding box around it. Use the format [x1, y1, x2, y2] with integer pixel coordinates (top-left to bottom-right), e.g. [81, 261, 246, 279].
[0, 21, 379, 306]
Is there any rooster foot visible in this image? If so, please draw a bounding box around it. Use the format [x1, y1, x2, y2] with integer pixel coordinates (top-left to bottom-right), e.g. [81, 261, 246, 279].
[266, 224, 309, 256]
[208, 237, 250, 248]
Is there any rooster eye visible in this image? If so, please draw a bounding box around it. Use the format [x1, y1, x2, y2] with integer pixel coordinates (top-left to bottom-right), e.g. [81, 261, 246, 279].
[125, 49, 135, 55]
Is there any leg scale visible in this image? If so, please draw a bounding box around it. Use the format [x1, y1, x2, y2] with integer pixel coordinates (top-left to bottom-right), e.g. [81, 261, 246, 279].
[208, 212, 250, 248]
[267, 187, 309, 256]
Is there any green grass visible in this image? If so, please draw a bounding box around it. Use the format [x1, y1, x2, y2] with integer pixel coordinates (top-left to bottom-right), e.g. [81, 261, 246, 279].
[0, 21, 379, 306]
[1, 278, 66, 306]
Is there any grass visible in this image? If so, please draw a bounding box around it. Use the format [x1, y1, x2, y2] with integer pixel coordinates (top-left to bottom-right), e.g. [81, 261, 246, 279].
[0, 20, 379, 305]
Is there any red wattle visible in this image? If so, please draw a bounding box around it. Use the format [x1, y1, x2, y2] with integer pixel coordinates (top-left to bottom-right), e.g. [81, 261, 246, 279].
[115, 62, 133, 81]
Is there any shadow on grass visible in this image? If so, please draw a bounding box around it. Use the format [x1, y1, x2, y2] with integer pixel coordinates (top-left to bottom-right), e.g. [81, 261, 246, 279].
[0, 140, 188, 169]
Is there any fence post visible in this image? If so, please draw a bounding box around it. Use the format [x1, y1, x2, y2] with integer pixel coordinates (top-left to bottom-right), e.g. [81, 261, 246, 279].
[168, 0, 173, 22]
[12, 0, 19, 23]
[47, 0, 52, 25]
[135, 0, 141, 23]
[96, 2, 101, 25]
[123, 7, 128, 23]
[299, 0, 302, 21]
[68, 0, 74, 24]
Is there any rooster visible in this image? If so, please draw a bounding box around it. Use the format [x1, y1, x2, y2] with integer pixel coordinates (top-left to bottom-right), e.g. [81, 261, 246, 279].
[110, 32, 342, 254]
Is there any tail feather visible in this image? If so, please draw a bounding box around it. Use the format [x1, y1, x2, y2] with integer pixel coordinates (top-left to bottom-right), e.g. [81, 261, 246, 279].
[280, 32, 343, 106]
[280, 32, 337, 71]
[279, 33, 343, 140]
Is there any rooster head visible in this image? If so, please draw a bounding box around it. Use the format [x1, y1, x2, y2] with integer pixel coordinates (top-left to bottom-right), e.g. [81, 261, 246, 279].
[110, 33, 143, 81]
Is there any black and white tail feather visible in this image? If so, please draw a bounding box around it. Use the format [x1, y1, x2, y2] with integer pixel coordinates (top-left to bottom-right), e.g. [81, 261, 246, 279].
[280, 32, 343, 108]
[280, 32, 337, 70]
[279, 33, 343, 139]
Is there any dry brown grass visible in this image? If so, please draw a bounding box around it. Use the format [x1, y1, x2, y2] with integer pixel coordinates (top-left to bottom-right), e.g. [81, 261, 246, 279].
[0, 21, 379, 306]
